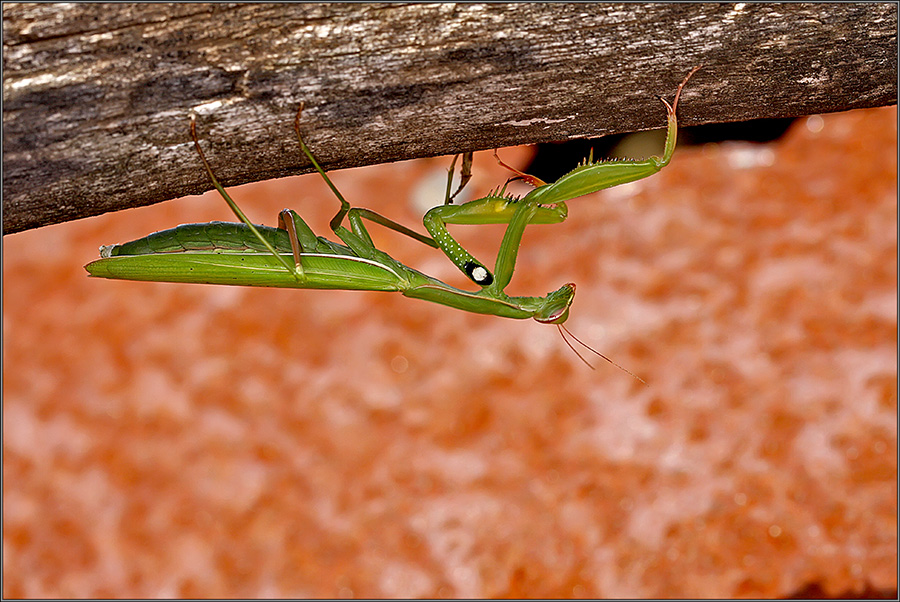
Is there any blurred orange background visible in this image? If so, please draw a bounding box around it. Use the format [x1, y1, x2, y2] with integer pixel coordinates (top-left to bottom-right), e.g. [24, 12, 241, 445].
[3, 106, 896, 597]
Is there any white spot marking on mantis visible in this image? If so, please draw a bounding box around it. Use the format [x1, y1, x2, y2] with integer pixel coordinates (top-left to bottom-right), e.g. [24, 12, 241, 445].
[471, 266, 489, 283]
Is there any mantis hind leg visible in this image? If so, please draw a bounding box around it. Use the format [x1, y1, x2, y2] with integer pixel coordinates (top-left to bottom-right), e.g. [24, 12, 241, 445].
[190, 114, 301, 281]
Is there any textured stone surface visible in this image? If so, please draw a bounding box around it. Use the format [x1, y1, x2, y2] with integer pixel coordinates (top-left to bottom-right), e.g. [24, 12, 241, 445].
[3, 106, 896, 597]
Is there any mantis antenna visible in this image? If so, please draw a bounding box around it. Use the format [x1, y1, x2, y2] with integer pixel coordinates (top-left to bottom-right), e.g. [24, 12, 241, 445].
[557, 324, 647, 385]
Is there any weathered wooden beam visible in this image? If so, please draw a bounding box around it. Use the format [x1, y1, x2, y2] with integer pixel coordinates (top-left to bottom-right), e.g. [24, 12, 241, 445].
[3, 3, 896, 233]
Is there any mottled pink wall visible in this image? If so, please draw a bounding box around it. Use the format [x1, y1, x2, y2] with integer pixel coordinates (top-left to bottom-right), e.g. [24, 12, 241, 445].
[4, 106, 896, 598]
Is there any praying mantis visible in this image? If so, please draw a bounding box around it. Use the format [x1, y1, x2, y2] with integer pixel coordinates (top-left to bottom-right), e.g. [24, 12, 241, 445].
[85, 67, 700, 372]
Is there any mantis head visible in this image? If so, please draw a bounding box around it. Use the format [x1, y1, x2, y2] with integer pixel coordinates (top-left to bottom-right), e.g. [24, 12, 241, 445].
[533, 282, 577, 324]
[534, 282, 647, 383]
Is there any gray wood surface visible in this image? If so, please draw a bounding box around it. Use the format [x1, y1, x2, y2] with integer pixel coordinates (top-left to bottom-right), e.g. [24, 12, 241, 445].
[3, 3, 897, 233]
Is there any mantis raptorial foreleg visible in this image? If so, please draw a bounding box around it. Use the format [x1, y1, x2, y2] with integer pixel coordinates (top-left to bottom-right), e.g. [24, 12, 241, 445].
[495, 66, 701, 203]
[422, 195, 567, 286]
[486, 197, 541, 293]
[419, 66, 701, 286]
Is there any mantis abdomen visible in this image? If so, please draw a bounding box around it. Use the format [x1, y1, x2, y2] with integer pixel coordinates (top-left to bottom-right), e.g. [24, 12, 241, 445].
[100, 222, 294, 258]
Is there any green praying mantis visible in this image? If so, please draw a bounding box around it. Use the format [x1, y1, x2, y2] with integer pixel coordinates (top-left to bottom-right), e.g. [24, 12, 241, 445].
[85, 67, 700, 373]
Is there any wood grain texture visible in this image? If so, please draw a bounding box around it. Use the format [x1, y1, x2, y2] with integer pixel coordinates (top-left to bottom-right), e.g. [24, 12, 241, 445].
[3, 3, 897, 233]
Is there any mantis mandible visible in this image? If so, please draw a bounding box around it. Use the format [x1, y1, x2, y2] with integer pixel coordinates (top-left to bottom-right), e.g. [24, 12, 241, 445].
[85, 68, 699, 375]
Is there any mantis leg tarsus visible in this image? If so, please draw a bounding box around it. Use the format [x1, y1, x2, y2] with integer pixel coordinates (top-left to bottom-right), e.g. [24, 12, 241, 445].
[445, 151, 473, 205]
[655, 65, 702, 167]
[493, 149, 547, 188]
[670, 65, 703, 115]
[443, 154, 460, 205]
